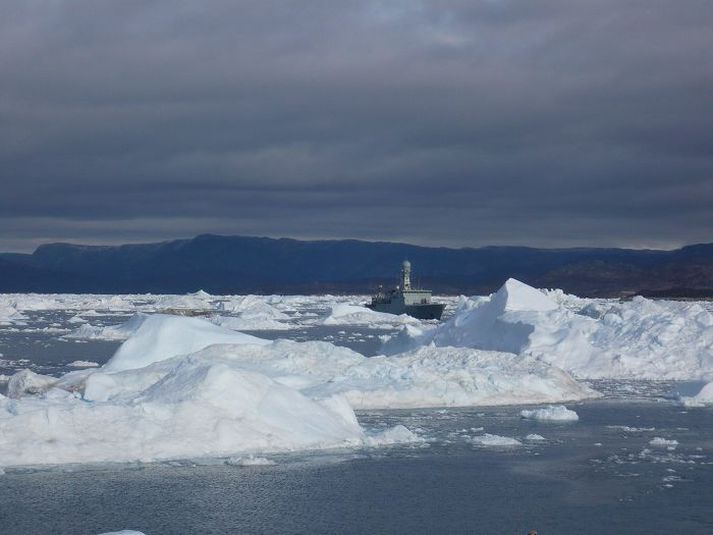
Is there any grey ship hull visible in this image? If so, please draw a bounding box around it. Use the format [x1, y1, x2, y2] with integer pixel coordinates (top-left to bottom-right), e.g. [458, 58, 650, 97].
[366, 302, 445, 320]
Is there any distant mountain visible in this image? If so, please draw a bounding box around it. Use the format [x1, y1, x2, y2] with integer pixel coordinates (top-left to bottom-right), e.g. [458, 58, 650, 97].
[1, 234, 712, 296]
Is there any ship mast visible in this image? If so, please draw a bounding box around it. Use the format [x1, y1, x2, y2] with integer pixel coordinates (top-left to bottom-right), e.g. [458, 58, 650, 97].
[401, 260, 412, 290]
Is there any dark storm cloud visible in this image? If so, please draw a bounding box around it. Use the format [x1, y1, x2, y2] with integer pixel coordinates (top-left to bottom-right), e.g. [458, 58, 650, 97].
[1, 0, 712, 251]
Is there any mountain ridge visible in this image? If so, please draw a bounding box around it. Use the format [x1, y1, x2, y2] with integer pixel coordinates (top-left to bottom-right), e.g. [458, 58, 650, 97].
[1, 234, 712, 296]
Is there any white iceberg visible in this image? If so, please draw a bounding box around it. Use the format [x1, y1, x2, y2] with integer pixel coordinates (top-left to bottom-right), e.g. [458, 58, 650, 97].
[385, 278, 713, 380]
[520, 405, 579, 422]
[0, 313, 596, 467]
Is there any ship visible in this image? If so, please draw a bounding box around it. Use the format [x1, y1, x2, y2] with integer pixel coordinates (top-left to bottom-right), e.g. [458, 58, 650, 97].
[366, 260, 445, 320]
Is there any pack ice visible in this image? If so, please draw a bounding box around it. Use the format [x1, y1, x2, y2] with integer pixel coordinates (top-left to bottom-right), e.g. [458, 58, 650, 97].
[385, 278, 713, 380]
[0, 312, 593, 467]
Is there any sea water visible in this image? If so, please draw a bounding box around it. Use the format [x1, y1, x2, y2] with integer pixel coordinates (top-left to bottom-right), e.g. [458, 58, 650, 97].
[1, 305, 713, 534]
[0, 401, 711, 534]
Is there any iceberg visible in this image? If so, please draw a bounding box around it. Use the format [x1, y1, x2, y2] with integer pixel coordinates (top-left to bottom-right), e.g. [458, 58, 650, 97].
[0, 313, 595, 467]
[385, 278, 713, 380]
[520, 405, 579, 422]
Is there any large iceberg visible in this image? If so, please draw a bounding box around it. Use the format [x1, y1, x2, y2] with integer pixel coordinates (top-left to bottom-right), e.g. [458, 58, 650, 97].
[0, 318, 374, 466]
[0, 313, 595, 467]
[385, 278, 713, 380]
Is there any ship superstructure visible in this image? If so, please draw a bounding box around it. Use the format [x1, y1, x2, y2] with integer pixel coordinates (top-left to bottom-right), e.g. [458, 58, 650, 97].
[366, 260, 445, 320]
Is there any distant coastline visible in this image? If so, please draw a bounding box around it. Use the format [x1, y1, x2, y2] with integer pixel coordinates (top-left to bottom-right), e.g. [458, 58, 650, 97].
[1, 234, 712, 297]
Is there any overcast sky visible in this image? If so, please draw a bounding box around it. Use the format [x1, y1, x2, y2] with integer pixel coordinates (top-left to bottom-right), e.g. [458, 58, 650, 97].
[1, 1, 712, 252]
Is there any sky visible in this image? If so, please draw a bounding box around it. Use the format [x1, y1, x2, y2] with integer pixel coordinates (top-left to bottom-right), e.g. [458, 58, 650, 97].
[1, 0, 712, 253]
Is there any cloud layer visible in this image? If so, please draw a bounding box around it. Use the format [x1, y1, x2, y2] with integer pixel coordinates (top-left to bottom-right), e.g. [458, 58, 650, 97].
[2, 1, 712, 251]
